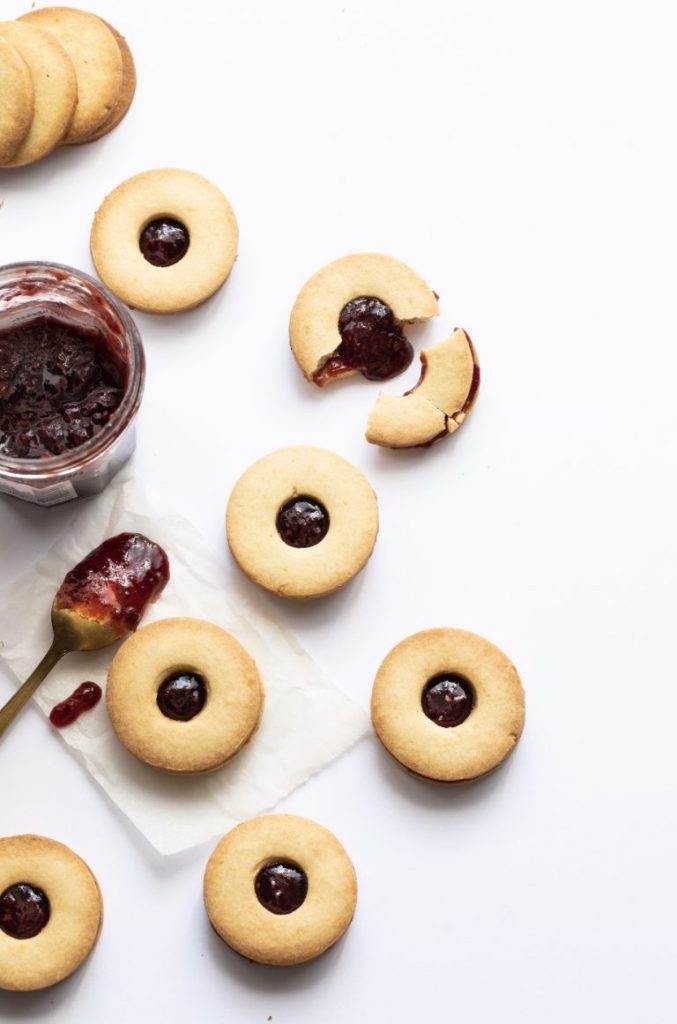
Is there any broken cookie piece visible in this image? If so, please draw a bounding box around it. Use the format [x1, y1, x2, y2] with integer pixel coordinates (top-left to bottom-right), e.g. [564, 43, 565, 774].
[289, 253, 439, 386]
[366, 328, 480, 448]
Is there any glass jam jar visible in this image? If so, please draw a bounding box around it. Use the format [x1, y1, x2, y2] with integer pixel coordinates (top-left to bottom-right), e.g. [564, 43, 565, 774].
[0, 262, 145, 506]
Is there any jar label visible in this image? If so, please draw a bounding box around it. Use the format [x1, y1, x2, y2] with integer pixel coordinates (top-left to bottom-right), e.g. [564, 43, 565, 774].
[0, 479, 77, 506]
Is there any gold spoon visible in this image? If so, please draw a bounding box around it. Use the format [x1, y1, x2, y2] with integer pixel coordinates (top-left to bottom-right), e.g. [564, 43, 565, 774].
[0, 610, 126, 739]
[0, 532, 169, 739]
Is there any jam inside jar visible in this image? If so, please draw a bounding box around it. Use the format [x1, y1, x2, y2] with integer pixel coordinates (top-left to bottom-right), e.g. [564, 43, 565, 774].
[0, 262, 145, 506]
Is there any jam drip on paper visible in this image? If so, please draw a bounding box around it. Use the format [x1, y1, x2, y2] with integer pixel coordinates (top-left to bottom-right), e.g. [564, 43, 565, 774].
[0, 883, 50, 940]
[0, 318, 126, 459]
[156, 671, 206, 721]
[421, 674, 474, 727]
[50, 681, 102, 727]
[139, 218, 190, 267]
[276, 497, 329, 548]
[255, 862, 308, 915]
[313, 296, 414, 386]
[54, 532, 170, 634]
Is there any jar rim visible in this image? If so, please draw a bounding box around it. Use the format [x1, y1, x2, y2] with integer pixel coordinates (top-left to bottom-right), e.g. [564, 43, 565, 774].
[0, 261, 145, 481]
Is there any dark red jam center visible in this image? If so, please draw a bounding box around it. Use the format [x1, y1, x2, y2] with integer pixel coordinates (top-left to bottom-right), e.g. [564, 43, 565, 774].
[156, 670, 206, 721]
[50, 681, 102, 728]
[313, 296, 414, 386]
[0, 317, 126, 459]
[255, 862, 308, 915]
[276, 496, 329, 548]
[139, 218, 190, 267]
[0, 883, 50, 940]
[54, 532, 170, 634]
[422, 674, 474, 727]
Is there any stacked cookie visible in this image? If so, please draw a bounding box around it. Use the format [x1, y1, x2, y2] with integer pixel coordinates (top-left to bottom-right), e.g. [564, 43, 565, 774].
[0, 6, 136, 168]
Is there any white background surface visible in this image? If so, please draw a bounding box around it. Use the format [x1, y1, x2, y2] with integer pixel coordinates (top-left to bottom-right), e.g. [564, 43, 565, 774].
[1, 0, 676, 1021]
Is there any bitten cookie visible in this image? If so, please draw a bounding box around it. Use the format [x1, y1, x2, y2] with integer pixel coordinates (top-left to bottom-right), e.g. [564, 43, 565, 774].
[204, 815, 357, 966]
[366, 328, 480, 448]
[19, 7, 122, 144]
[0, 36, 34, 166]
[371, 628, 525, 782]
[106, 617, 264, 774]
[226, 446, 379, 599]
[73, 20, 135, 145]
[0, 21, 77, 168]
[90, 168, 239, 313]
[289, 253, 439, 386]
[0, 835, 102, 992]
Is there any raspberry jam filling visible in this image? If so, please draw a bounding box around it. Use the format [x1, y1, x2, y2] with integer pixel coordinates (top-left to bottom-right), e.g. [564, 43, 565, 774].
[0, 317, 126, 459]
[255, 861, 308, 915]
[0, 883, 50, 940]
[156, 671, 207, 721]
[276, 496, 330, 548]
[139, 218, 190, 267]
[50, 681, 102, 728]
[421, 674, 474, 727]
[313, 296, 414, 386]
[54, 532, 170, 635]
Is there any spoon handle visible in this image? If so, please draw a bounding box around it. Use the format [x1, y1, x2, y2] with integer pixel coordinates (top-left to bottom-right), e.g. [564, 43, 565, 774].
[0, 645, 65, 740]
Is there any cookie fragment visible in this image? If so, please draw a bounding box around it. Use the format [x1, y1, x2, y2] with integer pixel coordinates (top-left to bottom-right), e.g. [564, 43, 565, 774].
[0, 21, 77, 167]
[366, 328, 480, 448]
[19, 6, 123, 144]
[0, 36, 34, 165]
[289, 253, 439, 384]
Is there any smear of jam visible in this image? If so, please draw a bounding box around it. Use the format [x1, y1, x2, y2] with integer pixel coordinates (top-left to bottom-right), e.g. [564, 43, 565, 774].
[54, 532, 170, 634]
[139, 218, 190, 267]
[50, 681, 102, 727]
[255, 862, 308, 915]
[0, 883, 50, 940]
[156, 670, 206, 721]
[0, 317, 126, 459]
[276, 496, 329, 548]
[313, 296, 414, 386]
[422, 674, 474, 727]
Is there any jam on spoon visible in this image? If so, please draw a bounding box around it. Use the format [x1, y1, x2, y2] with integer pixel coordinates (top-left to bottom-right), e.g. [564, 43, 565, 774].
[53, 532, 170, 635]
[49, 681, 102, 728]
[0, 533, 170, 741]
[254, 861, 308, 915]
[313, 296, 414, 387]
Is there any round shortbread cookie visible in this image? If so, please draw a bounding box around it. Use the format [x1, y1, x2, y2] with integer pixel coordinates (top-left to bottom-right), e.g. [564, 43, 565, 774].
[90, 168, 239, 313]
[106, 617, 264, 774]
[204, 815, 357, 966]
[72, 20, 136, 144]
[0, 835, 102, 992]
[19, 6, 122, 144]
[0, 36, 34, 166]
[366, 328, 481, 448]
[371, 628, 525, 783]
[0, 21, 77, 168]
[226, 446, 379, 599]
[289, 253, 439, 384]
